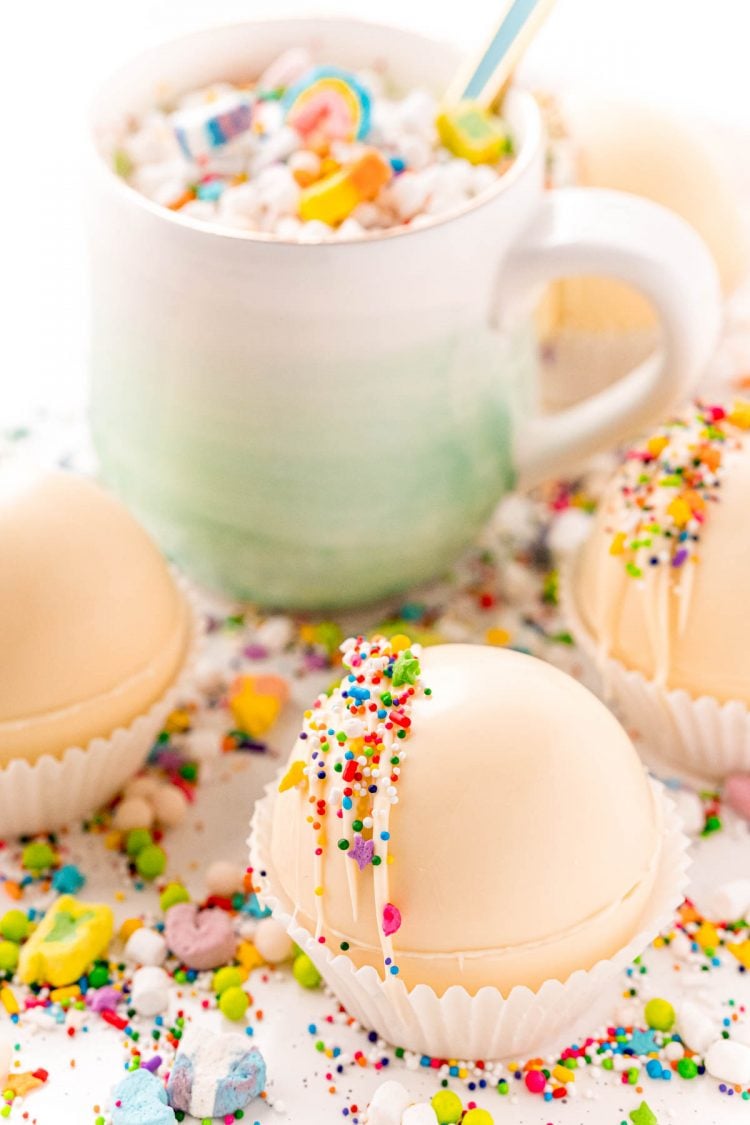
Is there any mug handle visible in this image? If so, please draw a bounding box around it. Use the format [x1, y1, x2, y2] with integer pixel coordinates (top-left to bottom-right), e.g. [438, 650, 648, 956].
[500, 187, 722, 489]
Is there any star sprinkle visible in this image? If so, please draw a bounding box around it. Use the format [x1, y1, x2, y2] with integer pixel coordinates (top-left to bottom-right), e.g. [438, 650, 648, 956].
[630, 1101, 658, 1125]
[627, 1029, 659, 1055]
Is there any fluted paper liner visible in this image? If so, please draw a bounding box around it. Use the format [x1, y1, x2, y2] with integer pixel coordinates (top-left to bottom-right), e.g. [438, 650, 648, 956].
[0, 576, 202, 838]
[248, 776, 688, 1060]
[562, 567, 750, 786]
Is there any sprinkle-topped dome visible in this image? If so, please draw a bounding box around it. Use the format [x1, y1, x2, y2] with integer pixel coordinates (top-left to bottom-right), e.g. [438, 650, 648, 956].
[575, 401, 750, 701]
[269, 639, 660, 995]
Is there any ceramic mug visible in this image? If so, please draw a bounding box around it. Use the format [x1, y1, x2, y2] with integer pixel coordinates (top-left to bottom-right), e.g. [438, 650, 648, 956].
[88, 18, 721, 610]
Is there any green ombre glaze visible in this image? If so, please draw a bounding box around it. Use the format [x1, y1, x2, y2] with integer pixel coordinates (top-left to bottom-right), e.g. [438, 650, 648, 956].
[91, 319, 535, 609]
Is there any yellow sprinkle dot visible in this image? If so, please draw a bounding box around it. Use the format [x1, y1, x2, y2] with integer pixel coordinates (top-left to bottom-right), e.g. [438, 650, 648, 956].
[728, 401, 750, 429]
[314, 887, 324, 897]
[609, 532, 626, 556]
[389, 634, 412, 652]
[647, 435, 669, 458]
[667, 497, 691, 527]
[486, 627, 511, 647]
[552, 1064, 574, 1084]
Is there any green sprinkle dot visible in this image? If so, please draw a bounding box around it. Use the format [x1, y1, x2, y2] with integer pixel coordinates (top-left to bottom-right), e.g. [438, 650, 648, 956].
[352, 820, 363, 832]
[160, 883, 190, 911]
[218, 985, 249, 1021]
[337, 839, 350, 851]
[0, 941, 19, 973]
[213, 966, 243, 995]
[293, 953, 321, 989]
[0, 910, 29, 943]
[340, 942, 349, 951]
[87, 963, 110, 989]
[21, 841, 56, 871]
[125, 828, 153, 857]
[371, 856, 382, 866]
[677, 1057, 698, 1079]
[135, 844, 167, 880]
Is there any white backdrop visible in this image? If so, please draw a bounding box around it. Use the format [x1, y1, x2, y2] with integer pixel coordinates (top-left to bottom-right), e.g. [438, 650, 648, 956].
[3, 0, 750, 422]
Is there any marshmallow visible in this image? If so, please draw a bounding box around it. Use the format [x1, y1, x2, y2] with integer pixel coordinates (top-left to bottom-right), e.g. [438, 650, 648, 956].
[111, 1069, 175, 1125]
[167, 1028, 266, 1118]
[679, 1001, 720, 1054]
[124, 926, 167, 967]
[707, 879, 750, 921]
[131, 966, 170, 1017]
[671, 788, 705, 836]
[367, 1080, 411, 1125]
[403, 1104, 439, 1125]
[165, 903, 237, 970]
[113, 796, 154, 831]
[252, 917, 294, 964]
[206, 860, 245, 898]
[705, 1039, 750, 1084]
[18, 897, 113, 987]
[151, 784, 189, 828]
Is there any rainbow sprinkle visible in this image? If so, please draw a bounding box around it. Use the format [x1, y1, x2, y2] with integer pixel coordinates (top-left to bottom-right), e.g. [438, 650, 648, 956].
[608, 401, 750, 577]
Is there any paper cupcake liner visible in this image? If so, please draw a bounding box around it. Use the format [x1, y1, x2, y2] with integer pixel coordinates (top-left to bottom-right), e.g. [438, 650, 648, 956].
[561, 570, 750, 787]
[0, 576, 203, 838]
[248, 775, 688, 1061]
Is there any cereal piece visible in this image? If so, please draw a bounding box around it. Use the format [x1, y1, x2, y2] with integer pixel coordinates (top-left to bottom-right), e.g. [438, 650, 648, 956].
[18, 896, 113, 987]
[151, 784, 189, 828]
[21, 841, 56, 871]
[124, 926, 167, 966]
[644, 997, 675, 1032]
[252, 916, 294, 963]
[431, 1090, 463, 1124]
[0, 941, 19, 972]
[229, 673, 289, 736]
[436, 101, 508, 164]
[284, 66, 371, 143]
[213, 966, 244, 995]
[136, 844, 167, 880]
[164, 903, 237, 969]
[160, 883, 190, 912]
[292, 951, 321, 988]
[52, 864, 86, 895]
[173, 93, 253, 161]
[705, 1039, 750, 1084]
[111, 1068, 175, 1125]
[114, 796, 155, 831]
[462, 1111, 493, 1125]
[299, 149, 391, 225]
[125, 828, 153, 857]
[131, 965, 171, 1017]
[205, 860, 245, 897]
[167, 1028, 266, 1118]
[367, 1081, 411, 1125]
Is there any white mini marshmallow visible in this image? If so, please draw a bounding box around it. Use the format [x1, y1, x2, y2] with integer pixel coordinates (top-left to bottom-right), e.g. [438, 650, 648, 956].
[113, 796, 154, 832]
[255, 616, 294, 652]
[367, 1080, 411, 1125]
[125, 776, 161, 801]
[124, 927, 168, 967]
[252, 917, 294, 964]
[131, 966, 171, 1017]
[151, 784, 189, 828]
[402, 1104, 439, 1125]
[205, 860, 245, 897]
[679, 1001, 720, 1054]
[707, 879, 750, 921]
[705, 1039, 750, 1085]
[671, 788, 705, 837]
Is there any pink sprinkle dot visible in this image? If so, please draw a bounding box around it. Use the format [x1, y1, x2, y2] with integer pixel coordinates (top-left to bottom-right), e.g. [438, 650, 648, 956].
[525, 1070, 546, 1094]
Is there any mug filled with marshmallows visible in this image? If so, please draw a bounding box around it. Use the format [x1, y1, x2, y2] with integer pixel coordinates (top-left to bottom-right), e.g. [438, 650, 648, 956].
[89, 17, 721, 609]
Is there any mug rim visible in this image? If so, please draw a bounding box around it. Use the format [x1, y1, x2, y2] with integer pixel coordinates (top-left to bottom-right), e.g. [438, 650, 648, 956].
[91, 15, 543, 248]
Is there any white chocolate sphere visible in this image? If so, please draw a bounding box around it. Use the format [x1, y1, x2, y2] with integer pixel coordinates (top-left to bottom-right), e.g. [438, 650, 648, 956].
[543, 97, 747, 336]
[270, 643, 659, 996]
[0, 471, 189, 764]
[575, 405, 750, 703]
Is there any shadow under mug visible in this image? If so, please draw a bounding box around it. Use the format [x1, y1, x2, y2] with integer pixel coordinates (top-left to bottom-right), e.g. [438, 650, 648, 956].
[88, 18, 721, 610]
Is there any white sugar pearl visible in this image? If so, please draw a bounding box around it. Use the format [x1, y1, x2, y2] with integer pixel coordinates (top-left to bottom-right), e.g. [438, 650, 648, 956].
[252, 917, 294, 963]
[254, 165, 300, 216]
[113, 796, 154, 832]
[679, 1001, 720, 1053]
[131, 966, 171, 1017]
[136, 166, 189, 203]
[707, 879, 750, 920]
[397, 89, 436, 133]
[151, 784, 189, 828]
[251, 125, 300, 173]
[367, 1080, 410, 1125]
[274, 216, 303, 239]
[124, 927, 167, 967]
[663, 1041, 684, 1061]
[671, 788, 705, 837]
[351, 202, 382, 229]
[402, 1104, 438, 1125]
[388, 173, 431, 221]
[205, 860, 245, 897]
[220, 183, 262, 221]
[398, 135, 433, 171]
[440, 158, 474, 194]
[705, 1039, 750, 1084]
